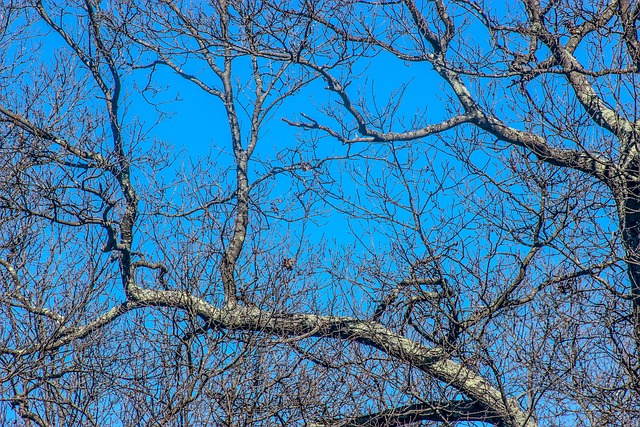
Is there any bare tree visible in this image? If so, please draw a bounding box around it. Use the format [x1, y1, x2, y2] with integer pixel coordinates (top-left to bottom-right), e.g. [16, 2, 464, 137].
[0, 1, 638, 426]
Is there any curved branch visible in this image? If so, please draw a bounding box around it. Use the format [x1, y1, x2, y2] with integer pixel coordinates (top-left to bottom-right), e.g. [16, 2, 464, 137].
[126, 283, 537, 427]
[282, 3, 616, 184]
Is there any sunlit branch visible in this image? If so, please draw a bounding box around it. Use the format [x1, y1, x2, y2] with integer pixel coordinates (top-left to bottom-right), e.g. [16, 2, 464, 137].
[125, 283, 537, 427]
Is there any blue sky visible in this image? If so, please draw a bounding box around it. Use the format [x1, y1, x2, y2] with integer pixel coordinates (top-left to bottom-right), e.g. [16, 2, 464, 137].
[2, 2, 629, 425]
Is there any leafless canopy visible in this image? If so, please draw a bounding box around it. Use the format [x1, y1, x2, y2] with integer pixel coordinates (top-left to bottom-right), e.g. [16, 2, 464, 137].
[0, 1, 639, 426]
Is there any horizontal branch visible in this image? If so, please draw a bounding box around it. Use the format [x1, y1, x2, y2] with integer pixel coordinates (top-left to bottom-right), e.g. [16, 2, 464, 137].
[314, 399, 502, 427]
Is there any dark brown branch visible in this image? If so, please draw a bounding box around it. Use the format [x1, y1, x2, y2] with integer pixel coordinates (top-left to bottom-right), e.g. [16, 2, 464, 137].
[316, 399, 503, 427]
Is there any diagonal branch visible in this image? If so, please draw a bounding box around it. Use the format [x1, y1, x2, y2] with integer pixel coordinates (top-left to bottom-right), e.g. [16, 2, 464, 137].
[2, 301, 141, 357]
[0, 106, 108, 168]
[521, 0, 637, 151]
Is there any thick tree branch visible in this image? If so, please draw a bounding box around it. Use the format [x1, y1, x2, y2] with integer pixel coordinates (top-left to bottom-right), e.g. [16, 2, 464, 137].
[126, 283, 537, 427]
[315, 399, 502, 427]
